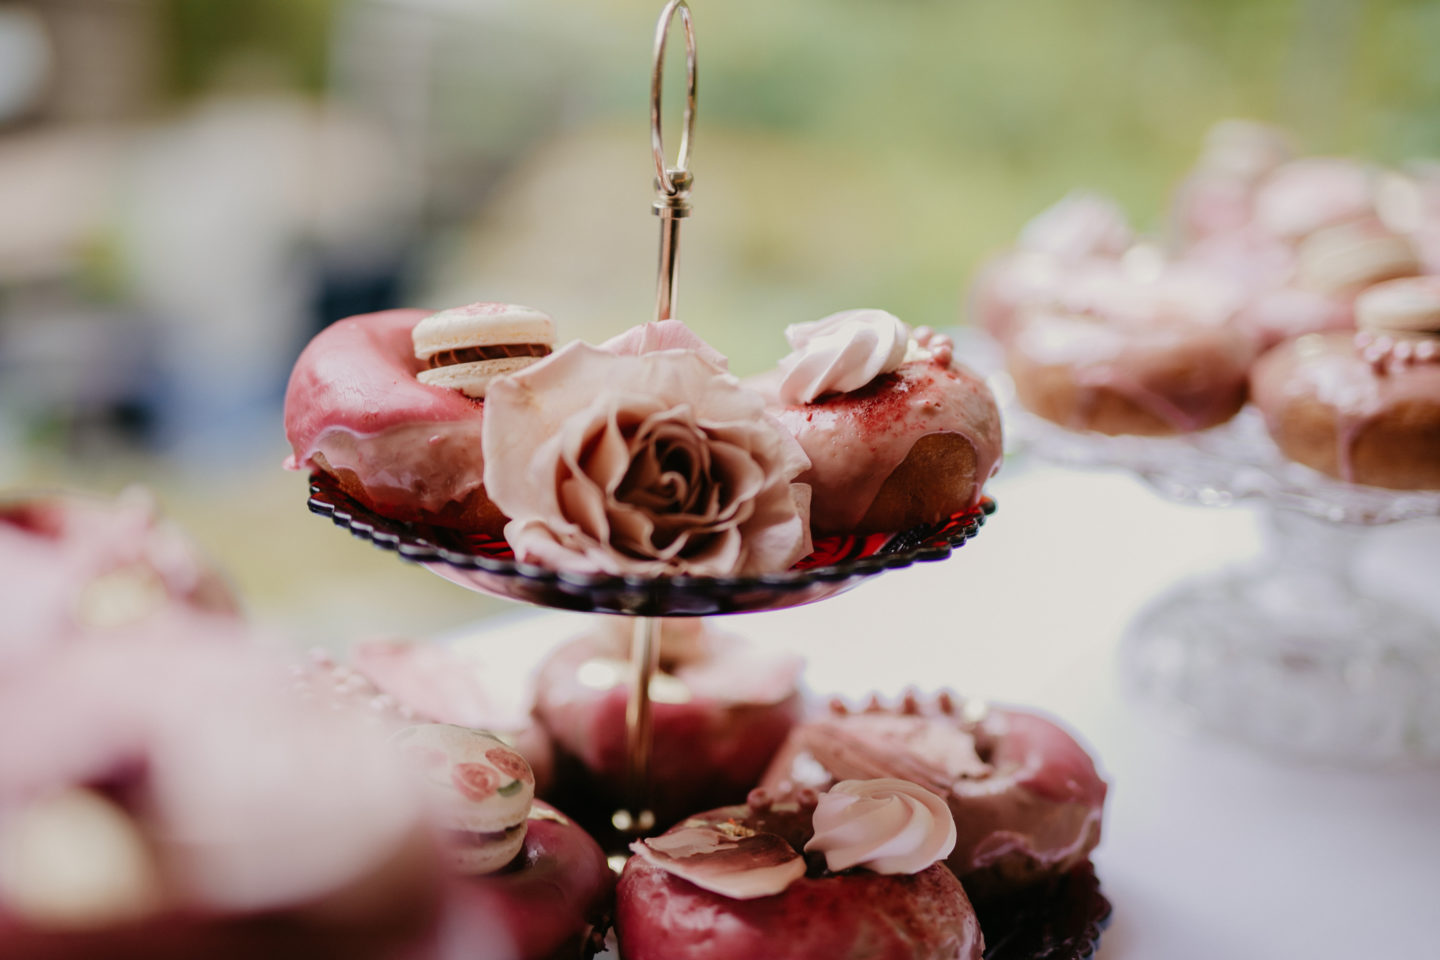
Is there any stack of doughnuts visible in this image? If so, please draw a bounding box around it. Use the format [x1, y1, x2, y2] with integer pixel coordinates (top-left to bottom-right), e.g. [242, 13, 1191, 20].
[981, 121, 1440, 490]
[287, 300, 1003, 561]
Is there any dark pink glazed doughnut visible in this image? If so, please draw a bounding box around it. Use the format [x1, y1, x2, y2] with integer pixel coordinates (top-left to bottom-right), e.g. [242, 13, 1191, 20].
[760, 694, 1106, 903]
[0, 638, 442, 960]
[283, 308, 505, 534]
[0, 490, 239, 667]
[616, 789, 982, 960]
[534, 618, 802, 831]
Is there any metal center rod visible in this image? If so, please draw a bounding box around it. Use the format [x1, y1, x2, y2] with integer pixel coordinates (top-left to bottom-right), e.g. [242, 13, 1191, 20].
[620, 616, 661, 835]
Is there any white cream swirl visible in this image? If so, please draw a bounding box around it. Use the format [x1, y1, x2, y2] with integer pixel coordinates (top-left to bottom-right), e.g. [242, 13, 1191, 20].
[777, 309, 910, 404]
[805, 779, 956, 875]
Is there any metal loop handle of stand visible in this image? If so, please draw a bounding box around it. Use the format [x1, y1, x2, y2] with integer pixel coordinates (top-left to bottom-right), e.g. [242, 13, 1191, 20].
[650, 0, 696, 197]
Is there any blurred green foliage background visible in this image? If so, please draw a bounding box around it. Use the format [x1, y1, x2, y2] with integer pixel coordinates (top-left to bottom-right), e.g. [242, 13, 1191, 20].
[3, 0, 1437, 636]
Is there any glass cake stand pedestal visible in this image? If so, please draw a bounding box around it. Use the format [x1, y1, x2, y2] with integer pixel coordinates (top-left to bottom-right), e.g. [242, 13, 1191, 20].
[1005, 395, 1440, 765]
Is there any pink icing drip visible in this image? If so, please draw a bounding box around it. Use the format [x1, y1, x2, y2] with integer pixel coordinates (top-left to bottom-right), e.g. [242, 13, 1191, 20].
[1252, 332, 1440, 483]
[283, 309, 483, 470]
[771, 360, 1002, 531]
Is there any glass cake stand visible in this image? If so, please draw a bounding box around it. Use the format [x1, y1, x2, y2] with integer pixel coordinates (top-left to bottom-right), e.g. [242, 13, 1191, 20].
[304, 6, 1106, 957]
[999, 377, 1440, 765]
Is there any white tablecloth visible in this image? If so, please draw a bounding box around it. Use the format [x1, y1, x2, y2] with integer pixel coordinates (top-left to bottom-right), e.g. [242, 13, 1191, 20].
[453, 463, 1440, 960]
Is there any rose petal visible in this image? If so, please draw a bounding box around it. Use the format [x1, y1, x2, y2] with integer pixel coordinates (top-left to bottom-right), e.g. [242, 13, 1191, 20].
[602, 321, 730, 370]
[482, 337, 812, 576]
[632, 824, 805, 900]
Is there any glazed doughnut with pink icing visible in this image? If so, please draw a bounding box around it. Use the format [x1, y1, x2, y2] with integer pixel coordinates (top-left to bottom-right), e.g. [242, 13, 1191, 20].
[1172, 120, 1293, 244]
[284, 303, 553, 534]
[754, 310, 1002, 534]
[760, 692, 1106, 903]
[616, 781, 982, 960]
[969, 192, 1134, 344]
[533, 617, 802, 831]
[0, 489, 239, 669]
[1249, 276, 1440, 490]
[0, 637, 442, 960]
[1005, 300, 1256, 436]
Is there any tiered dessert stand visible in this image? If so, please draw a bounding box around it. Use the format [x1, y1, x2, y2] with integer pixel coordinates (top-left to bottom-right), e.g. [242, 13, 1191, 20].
[306, 4, 1105, 957]
[1001, 382, 1440, 765]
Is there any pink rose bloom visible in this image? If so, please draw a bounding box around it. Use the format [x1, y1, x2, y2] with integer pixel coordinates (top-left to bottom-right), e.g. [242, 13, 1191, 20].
[481, 326, 813, 577]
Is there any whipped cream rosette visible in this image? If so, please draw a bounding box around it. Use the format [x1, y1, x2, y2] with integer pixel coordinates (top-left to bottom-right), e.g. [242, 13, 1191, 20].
[618, 781, 981, 960]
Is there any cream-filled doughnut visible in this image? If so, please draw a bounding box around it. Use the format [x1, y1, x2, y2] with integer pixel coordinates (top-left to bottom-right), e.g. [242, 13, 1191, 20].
[284, 304, 553, 535]
[760, 693, 1107, 903]
[534, 617, 802, 832]
[1250, 277, 1440, 489]
[616, 782, 982, 960]
[756, 311, 1002, 534]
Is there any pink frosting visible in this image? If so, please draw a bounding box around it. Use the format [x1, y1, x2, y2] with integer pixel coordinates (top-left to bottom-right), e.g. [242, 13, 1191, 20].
[768, 359, 1002, 532]
[1232, 286, 1354, 351]
[0, 639, 435, 923]
[759, 700, 1107, 896]
[1254, 158, 1377, 240]
[806, 779, 956, 876]
[0, 491, 238, 669]
[1017, 192, 1133, 260]
[1009, 311, 1256, 432]
[283, 309, 489, 513]
[777, 310, 910, 405]
[1251, 332, 1440, 482]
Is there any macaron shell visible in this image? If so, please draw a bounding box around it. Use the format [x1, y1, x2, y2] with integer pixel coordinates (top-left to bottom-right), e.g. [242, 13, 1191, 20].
[416, 356, 546, 398]
[411, 303, 555, 359]
[391, 725, 534, 836]
[1296, 222, 1419, 296]
[451, 827, 526, 876]
[1356, 276, 1440, 333]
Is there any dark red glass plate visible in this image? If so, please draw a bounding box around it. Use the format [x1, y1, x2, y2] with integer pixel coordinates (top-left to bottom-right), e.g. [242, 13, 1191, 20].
[980, 862, 1111, 960]
[306, 472, 995, 616]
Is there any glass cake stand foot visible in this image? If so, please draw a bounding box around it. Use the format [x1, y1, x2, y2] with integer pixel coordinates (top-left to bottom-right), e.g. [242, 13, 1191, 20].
[1120, 507, 1440, 764]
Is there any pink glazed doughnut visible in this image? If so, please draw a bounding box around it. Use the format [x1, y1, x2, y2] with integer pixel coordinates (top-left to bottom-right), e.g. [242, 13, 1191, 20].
[1249, 277, 1440, 489]
[616, 784, 982, 960]
[284, 307, 506, 534]
[0, 490, 239, 669]
[760, 693, 1107, 904]
[757, 312, 1002, 535]
[534, 618, 803, 831]
[0, 637, 442, 960]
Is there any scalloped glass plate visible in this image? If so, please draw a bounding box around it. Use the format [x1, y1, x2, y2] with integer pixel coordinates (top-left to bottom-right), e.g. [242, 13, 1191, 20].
[980, 862, 1111, 960]
[306, 472, 995, 616]
[1009, 399, 1440, 527]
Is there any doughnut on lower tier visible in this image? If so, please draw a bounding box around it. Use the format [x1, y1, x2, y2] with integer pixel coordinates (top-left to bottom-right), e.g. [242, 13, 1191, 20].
[771, 360, 1002, 534]
[533, 622, 802, 832]
[409, 803, 613, 960]
[1250, 333, 1440, 489]
[1006, 313, 1254, 435]
[616, 800, 982, 960]
[760, 699, 1106, 904]
[283, 309, 505, 535]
